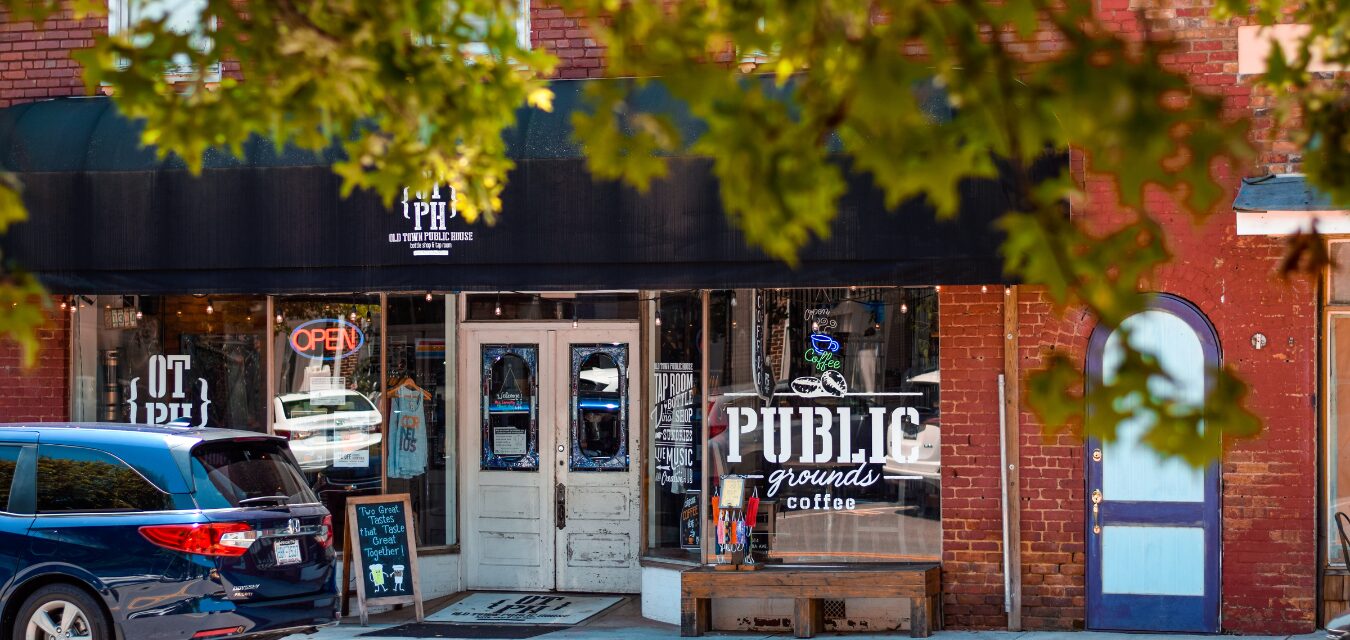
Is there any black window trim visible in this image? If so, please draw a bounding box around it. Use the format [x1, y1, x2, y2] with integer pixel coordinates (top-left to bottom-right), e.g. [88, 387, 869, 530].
[0, 443, 34, 516]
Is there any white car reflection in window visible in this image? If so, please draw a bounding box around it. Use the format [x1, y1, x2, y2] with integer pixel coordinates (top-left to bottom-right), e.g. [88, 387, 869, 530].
[272, 391, 383, 471]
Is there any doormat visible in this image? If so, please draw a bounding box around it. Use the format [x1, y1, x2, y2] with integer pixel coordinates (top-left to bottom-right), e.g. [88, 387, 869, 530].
[360, 623, 564, 639]
[426, 593, 624, 625]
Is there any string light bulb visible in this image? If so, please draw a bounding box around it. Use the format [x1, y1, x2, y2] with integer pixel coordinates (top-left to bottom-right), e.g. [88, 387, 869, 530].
[981, 285, 988, 293]
[901, 302, 909, 314]
[934, 285, 942, 292]
[275, 313, 284, 324]
[425, 292, 433, 302]
[572, 313, 579, 329]
[1004, 285, 1011, 296]
[135, 309, 143, 320]
[655, 310, 662, 327]
[59, 300, 67, 310]
[494, 302, 502, 317]
[205, 299, 214, 315]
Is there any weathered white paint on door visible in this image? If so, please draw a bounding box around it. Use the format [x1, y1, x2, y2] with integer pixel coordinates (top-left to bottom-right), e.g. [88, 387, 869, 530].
[554, 328, 641, 592]
[462, 323, 641, 593]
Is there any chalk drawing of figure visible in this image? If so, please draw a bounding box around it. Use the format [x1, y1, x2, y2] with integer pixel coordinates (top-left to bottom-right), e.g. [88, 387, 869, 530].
[392, 565, 405, 591]
[368, 564, 387, 593]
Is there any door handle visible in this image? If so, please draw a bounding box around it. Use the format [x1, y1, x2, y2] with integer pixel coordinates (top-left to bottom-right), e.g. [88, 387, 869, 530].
[556, 482, 566, 530]
[1091, 489, 1102, 534]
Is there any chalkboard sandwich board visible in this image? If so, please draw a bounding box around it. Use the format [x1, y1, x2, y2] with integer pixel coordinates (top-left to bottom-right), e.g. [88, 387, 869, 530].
[342, 494, 423, 625]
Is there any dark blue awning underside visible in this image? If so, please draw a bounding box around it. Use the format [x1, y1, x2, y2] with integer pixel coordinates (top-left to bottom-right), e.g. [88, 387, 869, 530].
[0, 80, 1053, 295]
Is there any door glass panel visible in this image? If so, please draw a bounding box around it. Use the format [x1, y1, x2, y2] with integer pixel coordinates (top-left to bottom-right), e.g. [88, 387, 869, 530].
[570, 344, 629, 471]
[1101, 310, 1204, 503]
[482, 345, 539, 471]
[1101, 525, 1204, 596]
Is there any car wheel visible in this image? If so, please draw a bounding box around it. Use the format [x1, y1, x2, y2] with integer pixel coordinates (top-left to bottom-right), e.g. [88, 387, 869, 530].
[13, 584, 109, 640]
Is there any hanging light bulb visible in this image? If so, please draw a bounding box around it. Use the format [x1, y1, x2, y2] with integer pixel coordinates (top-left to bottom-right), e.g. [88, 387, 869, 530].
[494, 302, 502, 317]
[349, 308, 358, 321]
[901, 302, 909, 314]
[934, 285, 942, 292]
[572, 314, 579, 329]
[59, 299, 67, 310]
[655, 310, 662, 327]
[1005, 285, 1012, 296]
[136, 309, 143, 320]
[730, 293, 738, 307]
[275, 313, 284, 324]
[811, 321, 820, 332]
[981, 285, 988, 293]
[206, 299, 214, 315]
[425, 292, 433, 302]
[176, 310, 183, 317]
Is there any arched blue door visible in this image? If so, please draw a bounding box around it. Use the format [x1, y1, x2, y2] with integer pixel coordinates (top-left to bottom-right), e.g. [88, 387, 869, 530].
[1084, 295, 1221, 633]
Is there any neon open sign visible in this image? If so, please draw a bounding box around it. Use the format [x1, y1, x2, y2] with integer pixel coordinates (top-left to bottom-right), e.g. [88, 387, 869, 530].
[289, 318, 366, 360]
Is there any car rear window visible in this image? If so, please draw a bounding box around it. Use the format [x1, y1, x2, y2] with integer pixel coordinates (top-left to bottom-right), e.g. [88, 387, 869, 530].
[281, 393, 376, 418]
[190, 440, 318, 509]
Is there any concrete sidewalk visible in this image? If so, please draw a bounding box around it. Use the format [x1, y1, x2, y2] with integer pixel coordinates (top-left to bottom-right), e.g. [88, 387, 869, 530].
[303, 596, 1326, 640]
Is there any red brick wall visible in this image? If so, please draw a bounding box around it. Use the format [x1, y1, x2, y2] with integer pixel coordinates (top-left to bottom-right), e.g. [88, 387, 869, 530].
[0, 6, 99, 108]
[0, 3, 84, 421]
[0, 307, 69, 422]
[938, 285, 1012, 628]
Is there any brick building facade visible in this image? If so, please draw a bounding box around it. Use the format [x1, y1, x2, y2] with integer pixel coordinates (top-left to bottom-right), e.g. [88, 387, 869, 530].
[0, 0, 1324, 634]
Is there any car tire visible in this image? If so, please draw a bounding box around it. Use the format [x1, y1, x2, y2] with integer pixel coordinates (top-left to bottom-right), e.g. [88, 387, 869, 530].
[12, 584, 110, 640]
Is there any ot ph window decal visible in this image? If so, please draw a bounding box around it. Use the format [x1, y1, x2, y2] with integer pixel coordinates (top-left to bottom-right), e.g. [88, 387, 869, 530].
[481, 344, 540, 471]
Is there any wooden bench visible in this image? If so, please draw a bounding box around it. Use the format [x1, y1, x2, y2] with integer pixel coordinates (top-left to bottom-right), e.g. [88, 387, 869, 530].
[680, 563, 940, 638]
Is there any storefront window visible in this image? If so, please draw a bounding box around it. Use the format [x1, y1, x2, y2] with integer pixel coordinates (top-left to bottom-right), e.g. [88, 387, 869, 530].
[646, 291, 703, 561]
[273, 295, 382, 548]
[71, 295, 267, 429]
[706, 288, 940, 563]
[1329, 243, 1350, 566]
[385, 294, 456, 548]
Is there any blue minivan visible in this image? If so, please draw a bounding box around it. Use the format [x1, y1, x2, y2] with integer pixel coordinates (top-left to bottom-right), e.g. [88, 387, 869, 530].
[0, 423, 339, 640]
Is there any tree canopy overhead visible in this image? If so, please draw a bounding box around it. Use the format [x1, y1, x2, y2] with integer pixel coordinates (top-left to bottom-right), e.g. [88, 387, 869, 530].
[0, 0, 1335, 462]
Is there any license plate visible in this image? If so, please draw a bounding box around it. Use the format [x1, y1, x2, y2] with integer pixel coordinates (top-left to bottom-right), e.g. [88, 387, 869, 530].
[274, 539, 302, 566]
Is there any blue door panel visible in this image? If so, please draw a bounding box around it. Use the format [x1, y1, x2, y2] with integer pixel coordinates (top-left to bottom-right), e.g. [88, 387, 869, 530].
[1094, 594, 1217, 633]
[1084, 297, 1221, 634]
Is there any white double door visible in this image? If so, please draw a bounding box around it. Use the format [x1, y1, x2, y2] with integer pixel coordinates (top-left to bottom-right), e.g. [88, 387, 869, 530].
[462, 324, 641, 593]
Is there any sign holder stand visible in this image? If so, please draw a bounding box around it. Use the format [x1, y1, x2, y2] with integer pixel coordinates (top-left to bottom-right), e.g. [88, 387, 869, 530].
[342, 493, 424, 626]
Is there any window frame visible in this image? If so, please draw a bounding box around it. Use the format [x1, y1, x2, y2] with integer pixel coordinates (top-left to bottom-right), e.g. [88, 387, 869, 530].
[1326, 239, 1350, 571]
[107, 0, 222, 81]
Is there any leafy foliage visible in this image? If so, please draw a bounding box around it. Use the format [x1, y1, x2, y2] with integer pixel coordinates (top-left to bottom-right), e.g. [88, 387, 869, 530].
[0, 0, 1311, 462]
[562, 0, 1258, 462]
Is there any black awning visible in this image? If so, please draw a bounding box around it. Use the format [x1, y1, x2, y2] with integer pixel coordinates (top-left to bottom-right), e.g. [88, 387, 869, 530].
[0, 82, 1057, 294]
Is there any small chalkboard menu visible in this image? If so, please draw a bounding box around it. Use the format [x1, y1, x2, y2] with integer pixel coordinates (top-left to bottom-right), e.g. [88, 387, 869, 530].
[342, 494, 423, 625]
[680, 490, 701, 550]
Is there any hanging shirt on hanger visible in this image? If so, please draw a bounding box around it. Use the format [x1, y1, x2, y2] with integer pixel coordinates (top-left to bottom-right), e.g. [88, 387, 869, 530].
[388, 385, 429, 479]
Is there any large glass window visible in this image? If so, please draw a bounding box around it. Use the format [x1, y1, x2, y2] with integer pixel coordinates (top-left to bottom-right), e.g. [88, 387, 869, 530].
[273, 295, 382, 548]
[36, 445, 171, 513]
[71, 295, 267, 429]
[1329, 241, 1350, 567]
[646, 291, 704, 561]
[385, 294, 456, 548]
[706, 288, 940, 563]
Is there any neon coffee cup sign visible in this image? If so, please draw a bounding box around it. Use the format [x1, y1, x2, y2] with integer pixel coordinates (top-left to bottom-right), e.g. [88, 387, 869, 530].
[289, 318, 366, 360]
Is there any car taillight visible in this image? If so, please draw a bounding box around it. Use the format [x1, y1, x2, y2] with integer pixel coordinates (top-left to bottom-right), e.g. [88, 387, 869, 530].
[139, 523, 257, 557]
[316, 514, 333, 548]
